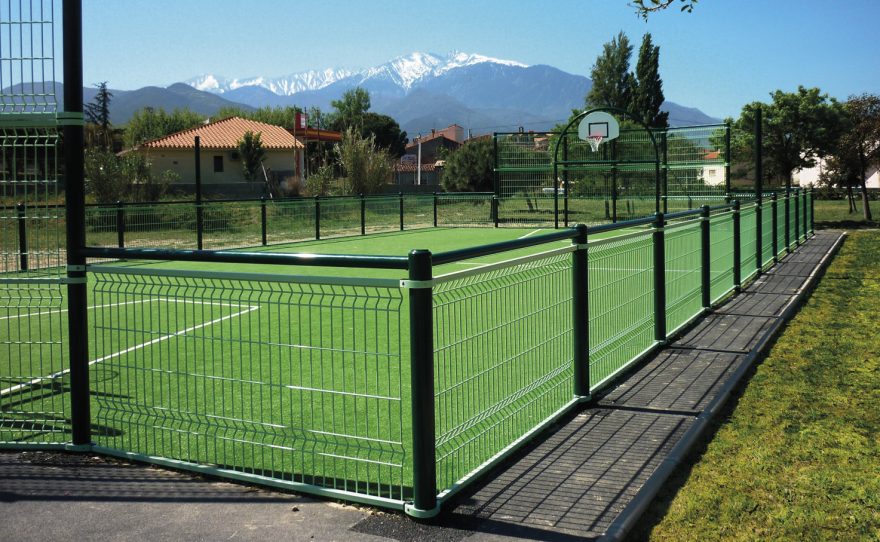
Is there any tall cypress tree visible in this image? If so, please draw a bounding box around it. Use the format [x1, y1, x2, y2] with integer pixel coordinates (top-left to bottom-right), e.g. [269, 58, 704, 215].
[632, 33, 669, 128]
[586, 32, 635, 111]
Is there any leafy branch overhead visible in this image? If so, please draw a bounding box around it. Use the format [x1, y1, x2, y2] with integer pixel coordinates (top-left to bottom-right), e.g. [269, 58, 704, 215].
[631, 0, 698, 20]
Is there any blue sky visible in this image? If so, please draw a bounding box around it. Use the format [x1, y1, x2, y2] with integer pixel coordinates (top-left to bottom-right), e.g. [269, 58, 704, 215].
[81, 0, 880, 119]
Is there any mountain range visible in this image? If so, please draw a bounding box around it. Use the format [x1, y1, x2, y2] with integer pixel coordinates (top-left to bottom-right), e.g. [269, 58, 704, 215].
[8, 51, 721, 137]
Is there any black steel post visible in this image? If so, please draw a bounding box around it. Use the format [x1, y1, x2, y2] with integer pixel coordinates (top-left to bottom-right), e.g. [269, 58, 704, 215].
[612, 164, 618, 223]
[116, 200, 125, 249]
[784, 190, 791, 253]
[360, 193, 366, 236]
[17, 203, 28, 271]
[563, 136, 569, 228]
[700, 205, 711, 309]
[732, 200, 742, 291]
[724, 122, 732, 202]
[407, 249, 438, 518]
[399, 192, 404, 231]
[755, 202, 763, 276]
[432, 192, 438, 228]
[755, 106, 763, 205]
[771, 193, 778, 263]
[810, 189, 815, 235]
[572, 224, 589, 398]
[794, 188, 800, 246]
[493, 196, 499, 228]
[195, 136, 203, 250]
[315, 196, 321, 240]
[661, 132, 668, 214]
[260, 196, 268, 246]
[803, 188, 809, 239]
[63, 0, 90, 446]
[652, 213, 666, 343]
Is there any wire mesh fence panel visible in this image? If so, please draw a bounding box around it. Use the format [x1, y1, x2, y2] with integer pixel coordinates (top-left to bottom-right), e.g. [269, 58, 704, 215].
[88, 268, 409, 503]
[496, 196, 556, 226]
[664, 124, 728, 201]
[740, 205, 758, 282]
[319, 197, 362, 239]
[89, 203, 201, 250]
[201, 201, 262, 250]
[494, 132, 553, 198]
[664, 220, 702, 334]
[587, 231, 655, 389]
[788, 194, 798, 249]
[0, 0, 68, 445]
[761, 203, 774, 267]
[364, 196, 401, 234]
[436, 194, 493, 227]
[265, 199, 316, 246]
[709, 211, 735, 303]
[403, 195, 433, 230]
[806, 191, 813, 233]
[432, 251, 574, 494]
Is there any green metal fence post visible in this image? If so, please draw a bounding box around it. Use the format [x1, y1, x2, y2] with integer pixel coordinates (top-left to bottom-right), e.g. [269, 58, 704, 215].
[195, 135, 203, 250]
[17, 202, 28, 271]
[399, 192, 404, 231]
[784, 188, 791, 253]
[794, 188, 800, 246]
[732, 200, 742, 291]
[360, 193, 366, 235]
[803, 188, 809, 239]
[700, 205, 711, 309]
[63, 0, 91, 447]
[771, 193, 778, 263]
[406, 249, 439, 519]
[572, 224, 590, 398]
[260, 196, 267, 246]
[315, 196, 321, 240]
[653, 212, 667, 343]
[116, 200, 125, 249]
[433, 192, 438, 227]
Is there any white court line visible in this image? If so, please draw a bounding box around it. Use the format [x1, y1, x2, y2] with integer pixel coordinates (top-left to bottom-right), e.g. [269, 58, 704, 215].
[518, 229, 544, 239]
[0, 297, 247, 321]
[0, 303, 259, 398]
[450, 262, 491, 267]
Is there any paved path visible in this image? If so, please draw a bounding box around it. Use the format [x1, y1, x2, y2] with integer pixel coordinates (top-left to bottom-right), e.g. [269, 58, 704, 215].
[0, 231, 844, 542]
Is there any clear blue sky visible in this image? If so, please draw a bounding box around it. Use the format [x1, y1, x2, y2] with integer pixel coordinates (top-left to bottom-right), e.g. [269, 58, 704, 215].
[79, 0, 880, 119]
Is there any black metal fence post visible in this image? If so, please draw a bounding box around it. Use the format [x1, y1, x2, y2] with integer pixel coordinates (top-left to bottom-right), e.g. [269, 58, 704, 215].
[116, 200, 125, 249]
[810, 189, 815, 235]
[771, 193, 778, 263]
[700, 205, 711, 309]
[432, 192, 438, 228]
[406, 249, 439, 518]
[314, 196, 321, 240]
[784, 190, 791, 253]
[360, 193, 366, 236]
[17, 203, 28, 271]
[755, 202, 763, 276]
[652, 212, 666, 343]
[794, 188, 800, 246]
[572, 224, 590, 398]
[399, 192, 404, 231]
[63, 0, 90, 446]
[732, 200, 742, 291]
[493, 196, 499, 228]
[195, 136, 203, 250]
[260, 196, 268, 246]
[802, 188, 809, 239]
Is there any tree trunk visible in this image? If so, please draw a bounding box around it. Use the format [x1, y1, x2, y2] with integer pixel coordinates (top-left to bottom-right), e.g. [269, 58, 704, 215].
[859, 152, 873, 221]
[847, 182, 856, 213]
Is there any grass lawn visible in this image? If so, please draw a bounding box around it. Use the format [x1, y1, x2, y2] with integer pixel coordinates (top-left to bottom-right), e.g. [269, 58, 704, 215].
[634, 229, 880, 541]
[813, 199, 878, 229]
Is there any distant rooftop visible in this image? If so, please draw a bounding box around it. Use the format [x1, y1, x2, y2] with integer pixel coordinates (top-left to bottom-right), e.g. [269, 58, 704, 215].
[142, 117, 303, 150]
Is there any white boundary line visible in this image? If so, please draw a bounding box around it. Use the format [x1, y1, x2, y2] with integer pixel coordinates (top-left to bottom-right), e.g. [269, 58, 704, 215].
[0, 301, 259, 398]
[0, 297, 248, 322]
[518, 229, 544, 239]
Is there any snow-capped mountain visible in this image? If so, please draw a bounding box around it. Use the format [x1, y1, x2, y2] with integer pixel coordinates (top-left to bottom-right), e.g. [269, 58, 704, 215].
[187, 52, 528, 97]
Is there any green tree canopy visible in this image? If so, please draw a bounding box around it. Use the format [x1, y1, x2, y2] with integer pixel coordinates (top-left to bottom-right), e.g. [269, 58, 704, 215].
[237, 131, 266, 181]
[124, 107, 205, 148]
[360, 112, 408, 158]
[586, 32, 635, 111]
[330, 87, 371, 130]
[215, 105, 303, 128]
[334, 127, 393, 195]
[441, 138, 494, 192]
[85, 82, 113, 149]
[632, 33, 668, 128]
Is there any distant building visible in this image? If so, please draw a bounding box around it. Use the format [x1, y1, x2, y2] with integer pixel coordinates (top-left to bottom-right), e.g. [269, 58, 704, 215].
[395, 124, 465, 188]
[701, 150, 726, 187]
[792, 157, 880, 189]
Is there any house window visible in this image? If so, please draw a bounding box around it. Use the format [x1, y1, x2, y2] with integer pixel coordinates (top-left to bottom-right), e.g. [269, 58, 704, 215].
[213, 156, 224, 173]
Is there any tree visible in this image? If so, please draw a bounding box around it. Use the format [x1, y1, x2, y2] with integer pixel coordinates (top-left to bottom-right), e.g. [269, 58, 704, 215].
[361, 113, 408, 158]
[334, 127, 393, 195]
[632, 33, 668, 128]
[825, 94, 880, 220]
[237, 131, 266, 181]
[330, 87, 371, 130]
[440, 138, 494, 192]
[84, 148, 172, 203]
[586, 32, 635, 111]
[632, 0, 698, 20]
[85, 82, 113, 149]
[124, 107, 205, 148]
[734, 87, 845, 188]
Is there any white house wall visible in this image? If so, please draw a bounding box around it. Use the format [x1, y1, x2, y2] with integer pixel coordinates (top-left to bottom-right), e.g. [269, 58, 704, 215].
[143, 148, 300, 184]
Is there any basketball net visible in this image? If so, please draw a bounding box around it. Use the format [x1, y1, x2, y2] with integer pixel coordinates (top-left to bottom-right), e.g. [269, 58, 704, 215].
[588, 134, 603, 153]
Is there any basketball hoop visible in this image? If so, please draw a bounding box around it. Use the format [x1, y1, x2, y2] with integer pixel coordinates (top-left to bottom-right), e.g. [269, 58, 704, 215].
[588, 134, 604, 153]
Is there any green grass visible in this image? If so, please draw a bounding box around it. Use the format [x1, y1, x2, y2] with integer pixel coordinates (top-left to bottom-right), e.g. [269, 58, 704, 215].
[635, 230, 880, 541]
[813, 199, 878, 229]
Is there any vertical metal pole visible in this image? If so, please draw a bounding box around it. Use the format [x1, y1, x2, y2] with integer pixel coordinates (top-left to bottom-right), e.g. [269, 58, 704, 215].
[432, 192, 438, 228]
[771, 193, 778, 263]
[563, 136, 569, 228]
[260, 196, 267, 246]
[572, 224, 589, 398]
[611, 164, 618, 223]
[802, 188, 808, 239]
[732, 200, 742, 291]
[360, 193, 366, 236]
[314, 196, 321, 240]
[492, 133, 499, 197]
[810, 189, 815, 235]
[724, 122, 732, 202]
[784, 189, 791, 253]
[195, 136, 203, 250]
[661, 132, 668, 214]
[116, 200, 125, 249]
[399, 192, 404, 231]
[63, 0, 90, 446]
[493, 196, 499, 228]
[700, 205, 711, 309]
[553, 156, 560, 229]
[754, 106, 763, 274]
[794, 188, 800, 246]
[755, 202, 763, 276]
[652, 213, 666, 343]
[407, 250, 438, 518]
[17, 203, 28, 271]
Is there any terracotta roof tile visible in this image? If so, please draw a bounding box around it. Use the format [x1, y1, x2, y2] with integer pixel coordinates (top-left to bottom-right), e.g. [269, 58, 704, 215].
[143, 117, 303, 150]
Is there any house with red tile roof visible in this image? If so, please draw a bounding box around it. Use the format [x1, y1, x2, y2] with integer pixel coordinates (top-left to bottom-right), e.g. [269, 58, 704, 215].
[132, 117, 305, 190]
